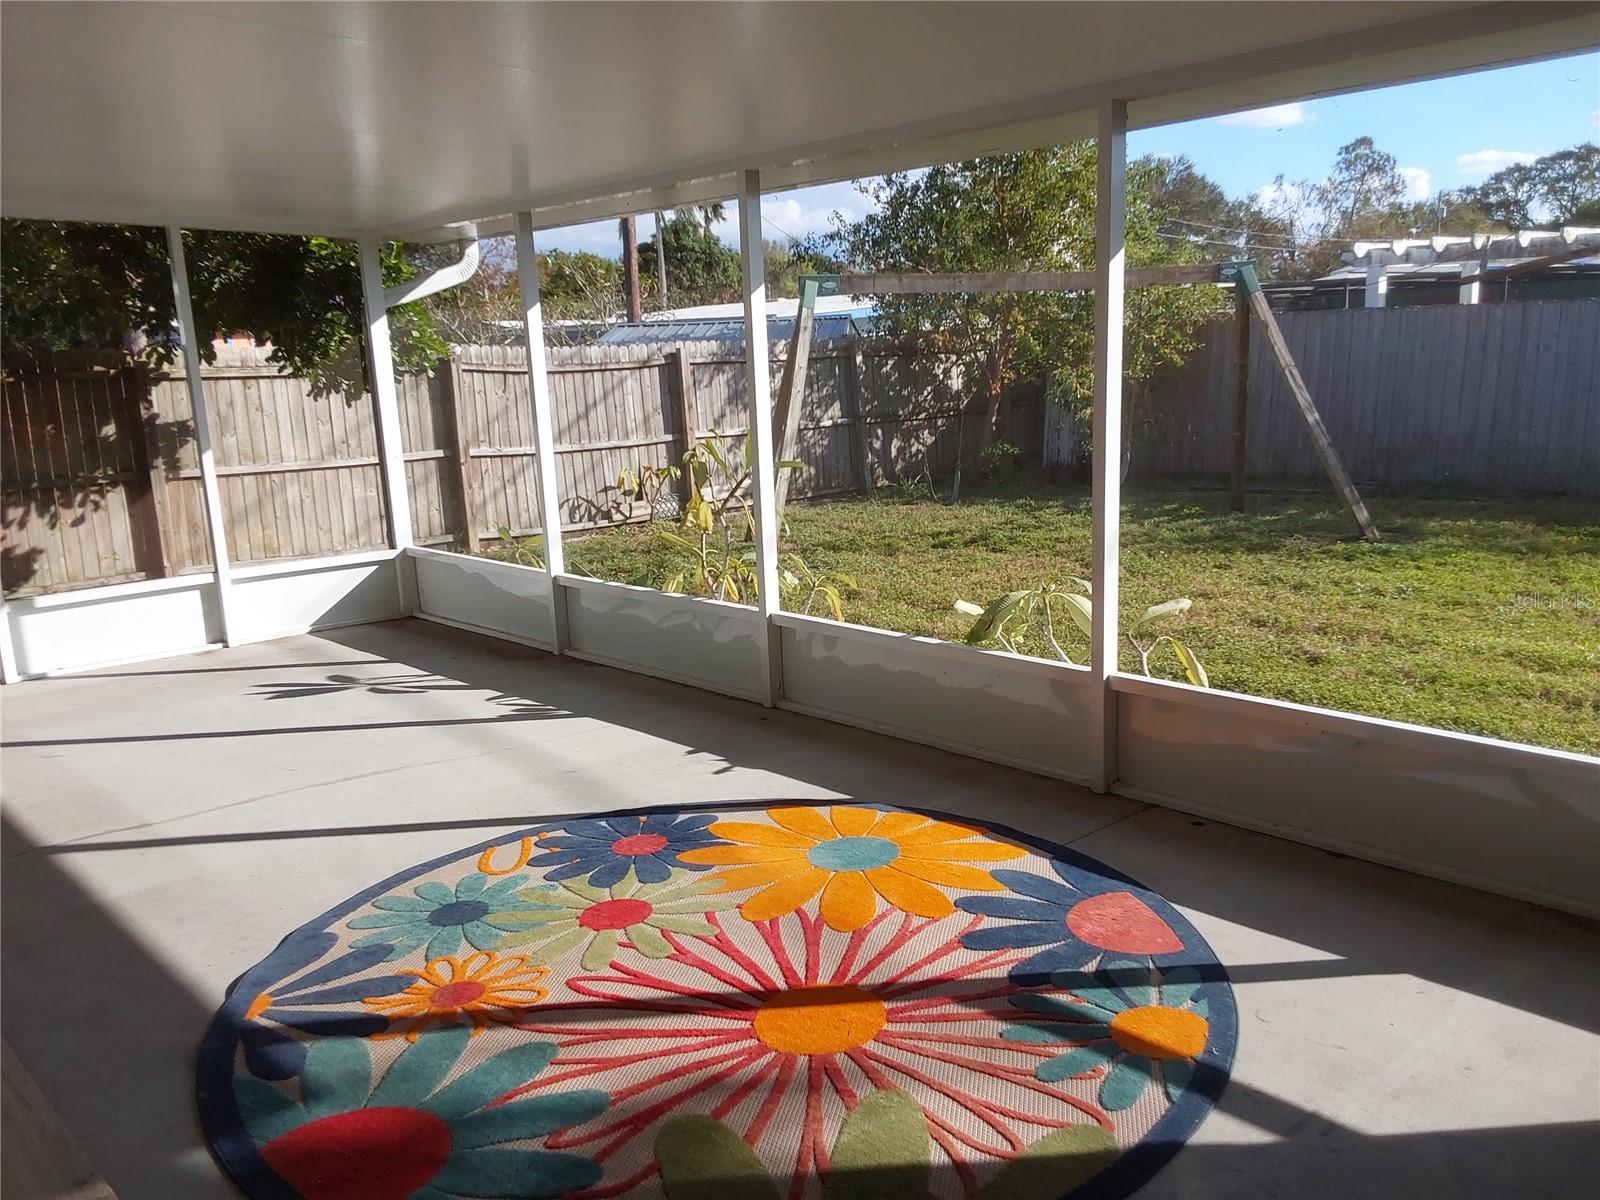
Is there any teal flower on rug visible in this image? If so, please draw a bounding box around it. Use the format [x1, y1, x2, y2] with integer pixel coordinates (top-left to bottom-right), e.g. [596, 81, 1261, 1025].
[492, 869, 738, 971]
[233, 1026, 606, 1200]
[347, 873, 556, 961]
[1002, 961, 1209, 1111]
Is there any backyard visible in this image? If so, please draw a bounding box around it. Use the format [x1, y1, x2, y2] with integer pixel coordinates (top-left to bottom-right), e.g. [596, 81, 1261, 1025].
[541, 480, 1600, 754]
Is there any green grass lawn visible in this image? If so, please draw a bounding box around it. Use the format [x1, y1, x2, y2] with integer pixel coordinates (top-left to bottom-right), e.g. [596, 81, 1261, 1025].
[550, 478, 1600, 754]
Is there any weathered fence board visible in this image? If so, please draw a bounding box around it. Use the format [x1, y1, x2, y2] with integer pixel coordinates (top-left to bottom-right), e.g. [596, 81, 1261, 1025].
[1126, 299, 1599, 495]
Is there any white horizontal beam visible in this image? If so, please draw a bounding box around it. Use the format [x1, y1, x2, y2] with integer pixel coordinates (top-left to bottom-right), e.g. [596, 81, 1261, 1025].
[839, 265, 1223, 295]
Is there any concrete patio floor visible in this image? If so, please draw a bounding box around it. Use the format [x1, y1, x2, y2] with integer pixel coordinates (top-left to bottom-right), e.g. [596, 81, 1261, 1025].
[2, 617, 1596, 1199]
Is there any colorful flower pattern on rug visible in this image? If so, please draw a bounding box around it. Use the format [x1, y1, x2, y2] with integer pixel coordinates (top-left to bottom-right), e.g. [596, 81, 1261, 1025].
[1000, 963, 1209, 1112]
[531, 813, 725, 887]
[491, 869, 739, 971]
[233, 1026, 606, 1200]
[363, 950, 552, 1042]
[678, 807, 1027, 932]
[957, 862, 1188, 985]
[347, 872, 557, 961]
[199, 803, 1236, 1200]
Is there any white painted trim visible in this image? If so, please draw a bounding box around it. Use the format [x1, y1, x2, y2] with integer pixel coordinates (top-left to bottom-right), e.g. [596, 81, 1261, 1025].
[772, 610, 1091, 679]
[4, 572, 215, 609]
[1109, 672, 1600, 770]
[384, 238, 481, 308]
[1110, 780, 1598, 921]
[359, 237, 416, 566]
[515, 212, 570, 653]
[1088, 99, 1127, 793]
[778, 698, 1094, 789]
[228, 549, 400, 581]
[739, 168, 783, 707]
[412, 611, 555, 656]
[166, 224, 235, 645]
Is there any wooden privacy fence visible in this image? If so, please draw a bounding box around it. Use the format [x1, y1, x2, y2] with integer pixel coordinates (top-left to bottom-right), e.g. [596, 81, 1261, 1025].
[4, 340, 1035, 595]
[1124, 298, 1600, 495]
[413, 341, 1036, 550]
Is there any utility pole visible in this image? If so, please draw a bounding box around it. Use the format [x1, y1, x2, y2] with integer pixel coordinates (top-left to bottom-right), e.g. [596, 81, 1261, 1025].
[654, 211, 669, 307]
[621, 215, 642, 323]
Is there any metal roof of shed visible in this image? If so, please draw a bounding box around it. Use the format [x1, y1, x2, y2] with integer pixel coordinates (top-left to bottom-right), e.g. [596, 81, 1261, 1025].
[3, 2, 1595, 240]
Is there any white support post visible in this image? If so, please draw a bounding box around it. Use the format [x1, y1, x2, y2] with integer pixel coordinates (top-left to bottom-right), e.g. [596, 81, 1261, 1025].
[514, 211, 571, 653]
[359, 237, 418, 613]
[738, 169, 783, 706]
[1089, 100, 1127, 793]
[166, 225, 236, 646]
[1364, 262, 1388, 308]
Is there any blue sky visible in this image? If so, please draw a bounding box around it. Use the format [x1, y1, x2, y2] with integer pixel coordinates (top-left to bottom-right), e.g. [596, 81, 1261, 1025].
[536, 51, 1600, 258]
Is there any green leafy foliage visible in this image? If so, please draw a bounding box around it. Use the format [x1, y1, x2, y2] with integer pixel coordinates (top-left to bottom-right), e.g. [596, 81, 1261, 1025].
[837, 145, 1225, 440]
[638, 215, 742, 308]
[0, 220, 445, 397]
[956, 576, 1208, 684]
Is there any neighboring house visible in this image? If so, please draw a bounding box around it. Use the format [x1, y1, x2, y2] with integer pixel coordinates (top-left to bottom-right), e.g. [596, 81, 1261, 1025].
[594, 294, 877, 347]
[1265, 226, 1600, 311]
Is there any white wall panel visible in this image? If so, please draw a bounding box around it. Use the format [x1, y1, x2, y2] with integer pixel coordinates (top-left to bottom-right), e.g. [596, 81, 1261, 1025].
[227, 553, 404, 646]
[777, 613, 1095, 783]
[6, 576, 220, 677]
[563, 577, 766, 702]
[1114, 678, 1600, 917]
[410, 548, 556, 651]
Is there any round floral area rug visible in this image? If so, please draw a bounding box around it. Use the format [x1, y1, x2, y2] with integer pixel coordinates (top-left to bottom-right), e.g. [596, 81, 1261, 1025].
[197, 803, 1236, 1200]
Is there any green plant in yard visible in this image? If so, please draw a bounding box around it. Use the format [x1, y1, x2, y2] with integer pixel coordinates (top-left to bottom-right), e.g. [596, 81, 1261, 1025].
[780, 554, 857, 621]
[956, 578, 1208, 686]
[680, 433, 802, 537]
[617, 462, 681, 513]
[658, 526, 759, 604]
[492, 527, 546, 569]
[971, 441, 1023, 484]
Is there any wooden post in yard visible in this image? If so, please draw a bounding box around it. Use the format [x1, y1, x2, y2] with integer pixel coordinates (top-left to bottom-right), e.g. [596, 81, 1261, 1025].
[772, 275, 820, 512]
[672, 342, 697, 507]
[1224, 260, 1380, 542]
[621, 216, 643, 324]
[445, 354, 480, 553]
[1230, 288, 1249, 512]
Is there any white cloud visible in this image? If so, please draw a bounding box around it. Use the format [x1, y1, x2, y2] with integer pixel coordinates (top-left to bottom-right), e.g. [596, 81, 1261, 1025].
[712, 184, 876, 247]
[1455, 149, 1537, 178]
[1399, 166, 1431, 202]
[1218, 102, 1311, 128]
[1253, 178, 1309, 214]
[1590, 108, 1599, 129]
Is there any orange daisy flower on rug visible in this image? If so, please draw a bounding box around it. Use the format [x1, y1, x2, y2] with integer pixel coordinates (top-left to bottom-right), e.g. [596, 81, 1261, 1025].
[363, 949, 549, 1041]
[679, 806, 1026, 931]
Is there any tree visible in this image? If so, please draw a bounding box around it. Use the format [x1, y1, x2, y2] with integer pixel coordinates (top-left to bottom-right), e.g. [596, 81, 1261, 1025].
[0, 219, 446, 396]
[837, 145, 1224, 445]
[1140, 155, 1296, 277]
[1456, 143, 1600, 227]
[764, 236, 848, 299]
[639, 215, 741, 307]
[677, 202, 728, 237]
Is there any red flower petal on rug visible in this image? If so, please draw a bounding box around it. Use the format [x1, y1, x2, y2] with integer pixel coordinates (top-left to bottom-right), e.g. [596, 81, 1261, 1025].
[1066, 891, 1183, 954]
[260, 1108, 451, 1200]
